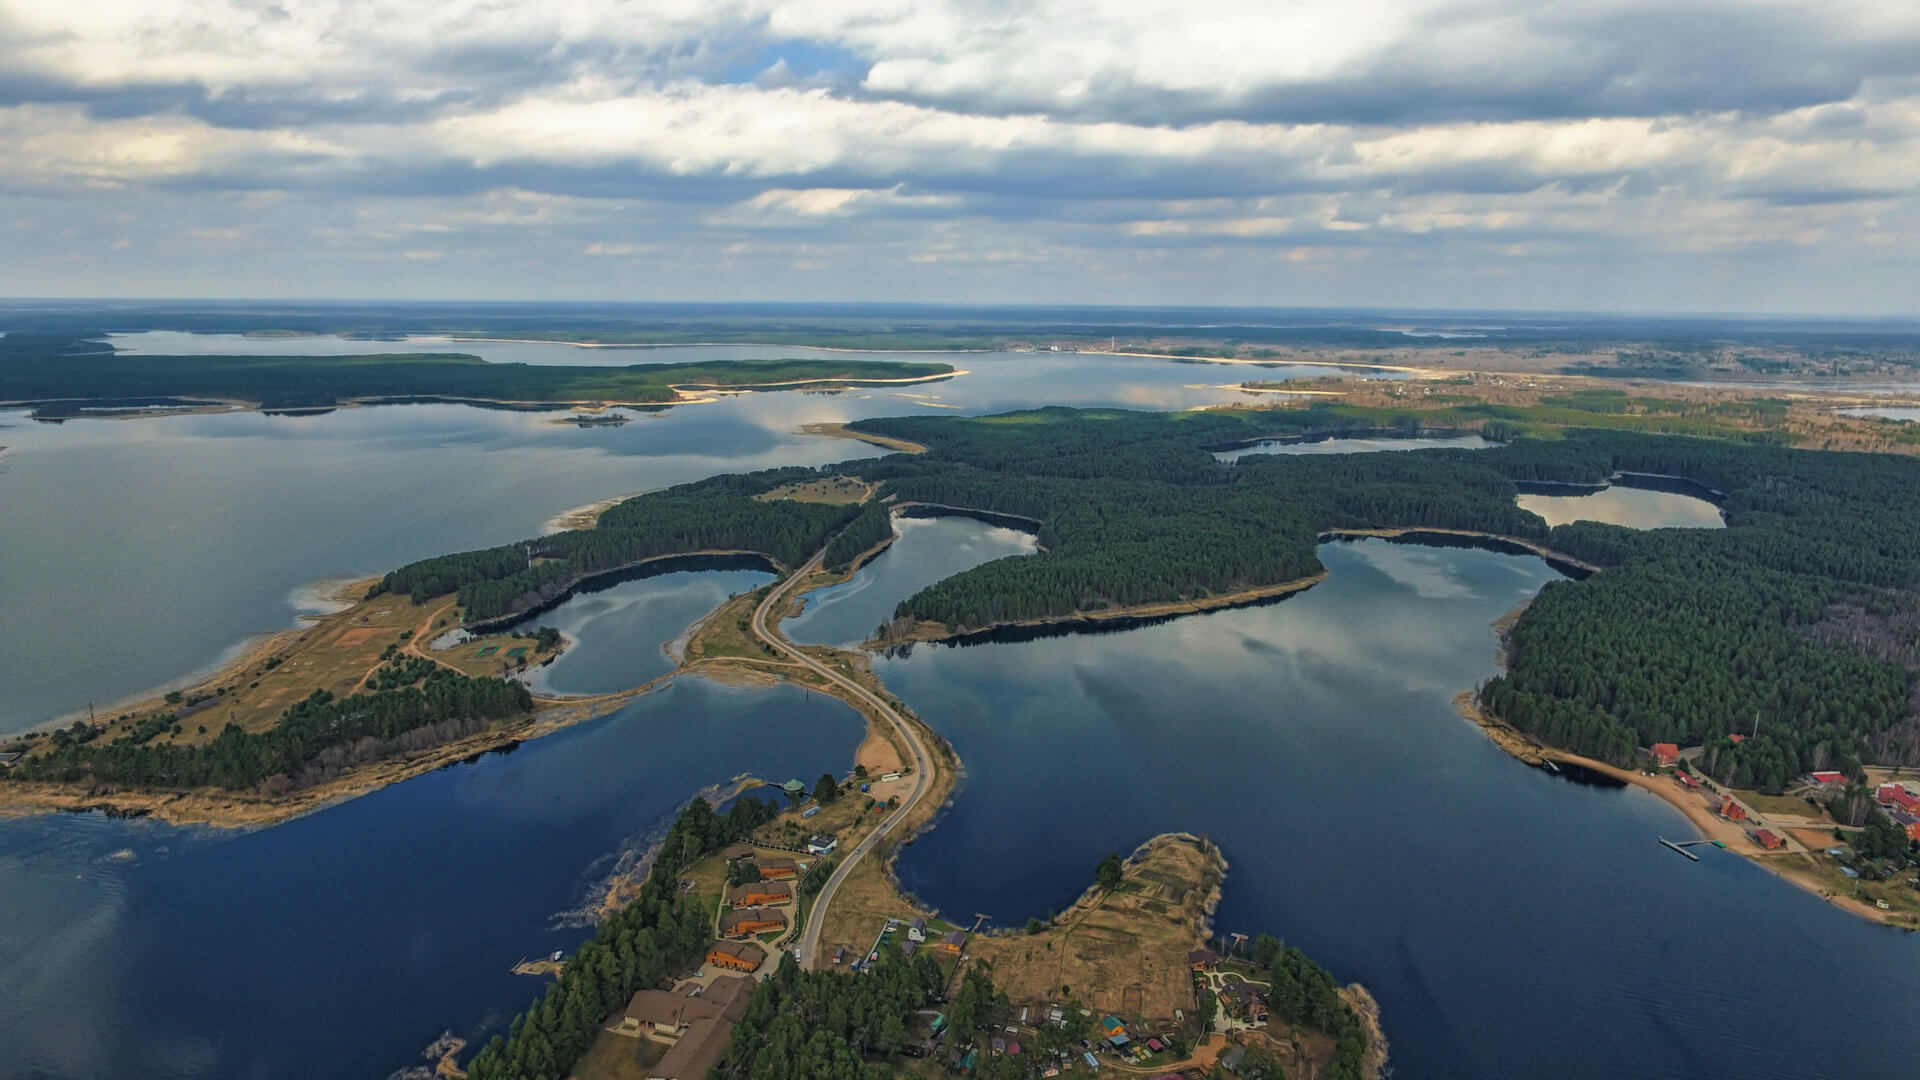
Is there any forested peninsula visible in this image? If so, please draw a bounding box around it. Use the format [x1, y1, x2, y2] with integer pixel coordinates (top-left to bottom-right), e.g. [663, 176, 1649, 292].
[364, 404, 1920, 795]
[0, 333, 955, 411]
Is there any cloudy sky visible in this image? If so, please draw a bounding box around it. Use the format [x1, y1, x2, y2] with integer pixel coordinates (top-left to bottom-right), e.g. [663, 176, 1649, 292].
[2, 0, 1917, 312]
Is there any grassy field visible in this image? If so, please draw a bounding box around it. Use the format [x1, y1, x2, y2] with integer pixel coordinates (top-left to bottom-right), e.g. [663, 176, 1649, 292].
[571, 1027, 664, 1080]
[756, 476, 874, 504]
[682, 589, 782, 664]
[967, 833, 1224, 1025]
[1738, 791, 1829, 820]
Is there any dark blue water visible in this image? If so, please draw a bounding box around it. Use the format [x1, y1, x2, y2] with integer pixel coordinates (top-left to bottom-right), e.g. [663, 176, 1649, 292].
[882, 539, 1920, 1079]
[0, 676, 861, 1080]
[786, 515, 1037, 649]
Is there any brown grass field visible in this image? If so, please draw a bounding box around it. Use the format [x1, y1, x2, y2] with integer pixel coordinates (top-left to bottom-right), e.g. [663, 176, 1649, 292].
[755, 475, 874, 504]
[966, 833, 1224, 1024]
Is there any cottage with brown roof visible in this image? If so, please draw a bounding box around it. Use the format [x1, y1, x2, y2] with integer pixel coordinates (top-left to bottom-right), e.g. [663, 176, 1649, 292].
[720, 906, 788, 938]
[706, 940, 766, 973]
[728, 880, 794, 908]
[756, 856, 799, 880]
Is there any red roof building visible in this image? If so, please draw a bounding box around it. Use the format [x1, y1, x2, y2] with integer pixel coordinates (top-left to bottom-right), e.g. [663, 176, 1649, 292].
[1727, 733, 1746, 744]
[1808, 771, 1845, 786]
[1674, 771, 1701, 790]
[1719, 797, 1747, 822]
[1651, 743, 1681, 767]
[1752, 829, 1784, 850]
[1875, 784, 1920, 813]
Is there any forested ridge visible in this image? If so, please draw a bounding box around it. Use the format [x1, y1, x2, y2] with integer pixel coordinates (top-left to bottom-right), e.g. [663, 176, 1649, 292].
[372, 468, 864, 620]
[0, 343, 953, 409]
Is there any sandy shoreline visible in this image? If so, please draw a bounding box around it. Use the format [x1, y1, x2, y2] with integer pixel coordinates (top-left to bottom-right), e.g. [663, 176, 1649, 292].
[1459, 633, 1914, 928]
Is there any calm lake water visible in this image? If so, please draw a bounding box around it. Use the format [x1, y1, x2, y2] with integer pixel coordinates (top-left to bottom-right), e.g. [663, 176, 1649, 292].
[500, 563, 776, 697]
[879, 539, 1920, 1079]
[3, 346, 1917, 1079]
[1517, 483, 1726, 529]
[786, 515, 1038, 649]
[1213, 432, 1496, 462]
[0, 673, 861, 1080]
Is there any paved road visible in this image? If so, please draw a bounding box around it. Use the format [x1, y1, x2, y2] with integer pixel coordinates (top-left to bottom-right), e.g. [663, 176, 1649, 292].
[749, 549, 937, 970]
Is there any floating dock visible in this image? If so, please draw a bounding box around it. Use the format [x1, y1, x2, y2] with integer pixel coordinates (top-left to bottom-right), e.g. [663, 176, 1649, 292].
[1658, 836, 1712, 861]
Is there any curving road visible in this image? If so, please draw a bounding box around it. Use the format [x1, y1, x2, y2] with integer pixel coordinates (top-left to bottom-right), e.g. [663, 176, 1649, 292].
[750, 549, 938, 970]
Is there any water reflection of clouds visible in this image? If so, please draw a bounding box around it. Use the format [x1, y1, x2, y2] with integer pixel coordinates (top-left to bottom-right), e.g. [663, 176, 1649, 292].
[1345, 542, 1481, 600]
[1517, 489, 1724, 530]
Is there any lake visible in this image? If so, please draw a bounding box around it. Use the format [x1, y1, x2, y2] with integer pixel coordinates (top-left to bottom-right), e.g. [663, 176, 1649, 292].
[1213, 432, 1496, 462]
[1517, 477, 1726, 530]
[0, 672, 862, 1080]
[878, 539, 1920, 1079]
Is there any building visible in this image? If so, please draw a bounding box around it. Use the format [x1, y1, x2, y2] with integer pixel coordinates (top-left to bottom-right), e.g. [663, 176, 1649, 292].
[1727, 733, 1747, 744]
[783, 779, 806, 799]
[806, 834, 839, 856]
[612, 974, 753, 1040]
[908, 916, 928, 942]
[938, 930, 967, 954]
[706, 941, 766, 973]
[1187, 948, 1220, 971]
[720, 907, 788, 938]
[1876, 784, 1920, 814]
[1218, 982, 1267, 1019]
[757, 856, 799, 880]
[1674, 771, 1701, 790]
[802, 805, 820, 818]
[1719, 796, 1748, 822]
[1650, 743, 1681, 767]
[1752, 828, 1785, 850]
[728, 880, 793, 908]
[902, 938, 918, 958]
[1100, 1016, 1127, 1040]
[1808, 771, 1845, 787]
[720, 842, 755, 861]
[0, 751, 21, 768]
[1220, 1046, 1247, 1073]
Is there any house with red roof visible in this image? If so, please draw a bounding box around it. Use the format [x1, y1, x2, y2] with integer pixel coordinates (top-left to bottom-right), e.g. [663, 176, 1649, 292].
[1727, 733, 1746, 744]
[1752, 828, 1784, 850]
[1808, 771, 1845, 787]
[1650, 743, 1681, 767]
[1875, 784, 1920, 814]
[1719, 796, 1747, 822]
[1674, 771, 1701, 790]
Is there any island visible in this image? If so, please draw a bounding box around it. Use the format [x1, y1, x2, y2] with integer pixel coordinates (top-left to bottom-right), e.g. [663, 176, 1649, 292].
[0, 332, 958, 415]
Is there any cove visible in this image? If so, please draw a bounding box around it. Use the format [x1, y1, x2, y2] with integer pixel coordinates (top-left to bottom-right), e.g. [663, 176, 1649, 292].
[786, 514, 1039, 649]
[474, 561, 776, 696]
[1213, 431, 1497, 462]
[879, 538, 1920, 1079]
[0, 675, 863, 1080]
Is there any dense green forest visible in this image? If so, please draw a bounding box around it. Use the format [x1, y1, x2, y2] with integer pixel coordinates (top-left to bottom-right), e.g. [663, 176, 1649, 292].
[464, 794, 781, 1080]
[7, 668, 531, 791]
[0, 341, 953, 409]
[716, 951, 953, 1080]
[835, 410, 1920, 783]
[823, 501, 896, 572]
[372, 469, 863, 620]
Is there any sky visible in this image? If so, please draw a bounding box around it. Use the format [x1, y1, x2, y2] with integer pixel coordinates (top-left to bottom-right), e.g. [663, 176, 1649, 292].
[1, 0, 1917, 313]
